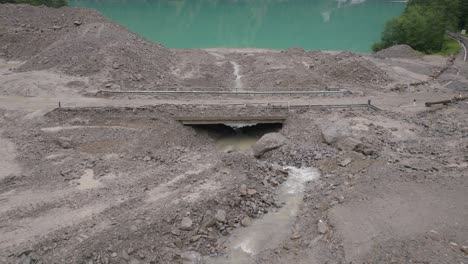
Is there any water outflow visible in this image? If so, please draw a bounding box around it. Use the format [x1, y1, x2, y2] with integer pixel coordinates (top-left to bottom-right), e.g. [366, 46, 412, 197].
[230, 61, 242, 91]
[206, 166, 320, 264]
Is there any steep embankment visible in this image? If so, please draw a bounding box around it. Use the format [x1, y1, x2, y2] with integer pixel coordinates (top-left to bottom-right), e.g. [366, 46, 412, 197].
[0, 4, 399, 92]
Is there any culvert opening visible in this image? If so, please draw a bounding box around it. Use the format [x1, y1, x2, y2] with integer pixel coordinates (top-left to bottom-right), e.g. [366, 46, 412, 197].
[191, 123, 283, 152]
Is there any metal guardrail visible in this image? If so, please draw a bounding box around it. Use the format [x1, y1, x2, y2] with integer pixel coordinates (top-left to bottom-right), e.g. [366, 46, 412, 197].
[52, 101, 381, 112]
[96, 89, 353, 96]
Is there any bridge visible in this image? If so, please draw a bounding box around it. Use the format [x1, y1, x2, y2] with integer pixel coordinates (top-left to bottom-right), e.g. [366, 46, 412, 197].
[175, 115, 288, 125]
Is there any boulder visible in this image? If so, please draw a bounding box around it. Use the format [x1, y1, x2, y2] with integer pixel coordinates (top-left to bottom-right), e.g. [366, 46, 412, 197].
[319, 120, 352, 145]
[252, 133, 287, 158]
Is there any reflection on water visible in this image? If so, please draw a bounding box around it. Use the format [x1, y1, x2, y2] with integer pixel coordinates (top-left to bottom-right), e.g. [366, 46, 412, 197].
[70, 0, 405, 52]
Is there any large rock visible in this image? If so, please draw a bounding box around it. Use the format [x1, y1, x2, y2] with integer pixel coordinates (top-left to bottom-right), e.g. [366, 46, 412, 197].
[319, 120, 365, 151]
[319, 120, 352, 145]
[252, 133, 287, 158]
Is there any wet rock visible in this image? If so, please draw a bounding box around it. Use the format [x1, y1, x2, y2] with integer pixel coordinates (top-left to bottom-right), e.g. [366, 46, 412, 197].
[57, 137, 72, 149]
[180, 217, 193, 231]
[241, 216, 252, 227]
[180, 251, 203, 264]
[339, 158, 352, 167]
[317, 220, 329, 234]
[214, 210, 226, 222]
[252, 133, 287, 158]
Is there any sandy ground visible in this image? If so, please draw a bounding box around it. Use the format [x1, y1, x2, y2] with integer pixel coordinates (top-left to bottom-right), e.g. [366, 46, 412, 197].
[0, 4, 468, 264]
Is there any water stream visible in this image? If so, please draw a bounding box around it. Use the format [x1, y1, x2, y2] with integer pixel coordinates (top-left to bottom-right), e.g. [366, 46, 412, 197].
[206, 166, 320, 264]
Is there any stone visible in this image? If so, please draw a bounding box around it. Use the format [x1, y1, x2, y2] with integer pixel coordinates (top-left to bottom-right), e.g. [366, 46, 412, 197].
[317, 220, 329, 234]
[57, 137, 72, 149]
[252, 133, 287, 158]
[314, 152, 323, 160]
[180, 251, 203, 264]
[73, 20, 82, 26]
[336, 137, 362, 151]
[112, 62, 120, 69]
[339, 158, 352, 167]
[214, 210, 226, 222]
[180, 217, 193, 231]
[247, 189, 257, 196]
[354, 143, 376, 156]
[171, 228, 180, 236]
[199, 210, 216, 231]
[142, 156, 151, 162]
[110, 252, 117, 258]
[319, 120, 352, 145]
[239, 184, 247, 196]
[241, 217, 252, 227]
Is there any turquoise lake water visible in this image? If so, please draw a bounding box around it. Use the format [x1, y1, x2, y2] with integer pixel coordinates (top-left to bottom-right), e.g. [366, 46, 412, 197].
[69, 0, 405, 52]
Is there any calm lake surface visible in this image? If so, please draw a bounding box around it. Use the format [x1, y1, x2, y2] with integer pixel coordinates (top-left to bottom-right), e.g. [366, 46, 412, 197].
[69, 0, 405, 52]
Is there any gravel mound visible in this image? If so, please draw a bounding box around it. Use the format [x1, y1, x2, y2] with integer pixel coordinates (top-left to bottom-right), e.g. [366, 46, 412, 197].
[0, 4, 106, 60]
[374, 45, 423, 59]
[0, 4, 177, 90]
[317, 52, 391, 86]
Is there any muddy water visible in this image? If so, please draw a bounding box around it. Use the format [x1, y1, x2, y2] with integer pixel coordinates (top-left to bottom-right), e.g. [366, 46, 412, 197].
[216, 134, 258, 152]
[207, 167, 320, 264]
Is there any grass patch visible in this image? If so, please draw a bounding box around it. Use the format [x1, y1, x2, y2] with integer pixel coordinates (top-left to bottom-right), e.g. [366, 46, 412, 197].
[434, 37, 461, 56]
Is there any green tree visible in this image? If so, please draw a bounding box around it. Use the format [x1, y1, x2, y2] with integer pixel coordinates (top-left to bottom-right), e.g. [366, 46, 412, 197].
[373, 0, 466, 53]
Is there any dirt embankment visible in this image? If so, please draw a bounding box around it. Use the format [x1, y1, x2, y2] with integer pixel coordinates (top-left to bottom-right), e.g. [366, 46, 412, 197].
[0, 4, 407, 93]
[1, 102, 467, 264]
[0, 4, 467, 264]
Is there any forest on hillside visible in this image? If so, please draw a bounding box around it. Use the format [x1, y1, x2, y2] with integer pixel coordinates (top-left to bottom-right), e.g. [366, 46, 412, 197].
[373, 0, 468, 53]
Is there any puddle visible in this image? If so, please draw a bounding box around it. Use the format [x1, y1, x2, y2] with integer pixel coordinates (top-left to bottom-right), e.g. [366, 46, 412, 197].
[207, 166, 320, 264]
[74, 169, 102, 190]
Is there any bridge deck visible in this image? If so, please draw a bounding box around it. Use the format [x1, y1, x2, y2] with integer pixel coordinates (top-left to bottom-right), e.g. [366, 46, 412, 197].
[176, 115, 288, 125]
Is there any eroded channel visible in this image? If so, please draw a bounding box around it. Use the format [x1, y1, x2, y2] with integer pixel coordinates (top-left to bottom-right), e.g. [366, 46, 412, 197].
[206, 166, 320, 264]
